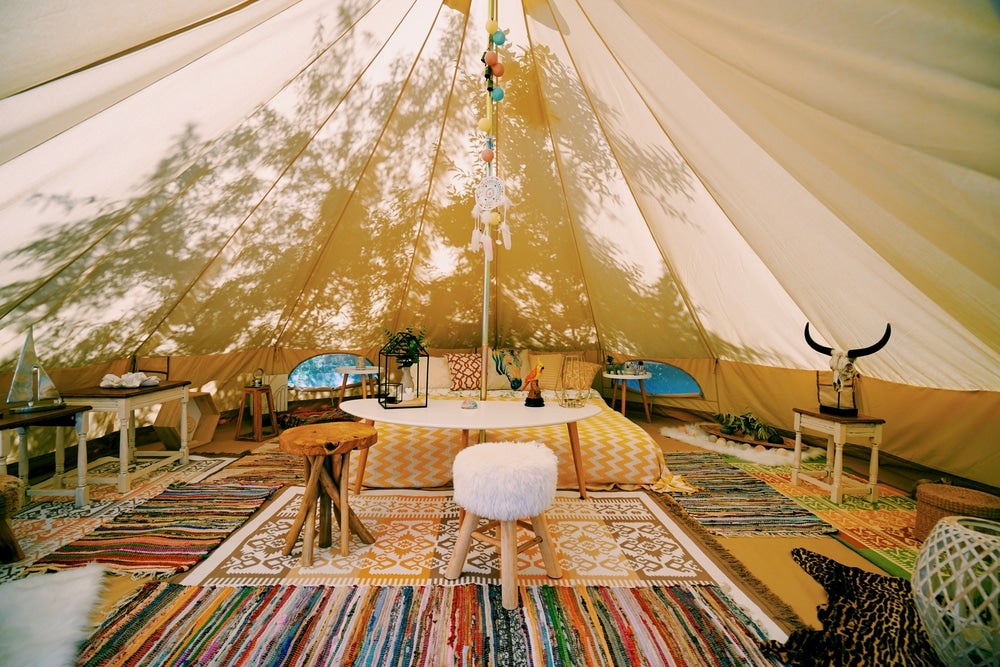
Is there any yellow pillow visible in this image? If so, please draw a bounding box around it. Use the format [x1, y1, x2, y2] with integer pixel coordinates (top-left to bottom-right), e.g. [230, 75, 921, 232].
[527, 353, 564, 391]
[563, 361, 601, 389]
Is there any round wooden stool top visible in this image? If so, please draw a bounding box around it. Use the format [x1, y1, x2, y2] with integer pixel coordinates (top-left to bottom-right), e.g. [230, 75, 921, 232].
[278, 421, 377, 457]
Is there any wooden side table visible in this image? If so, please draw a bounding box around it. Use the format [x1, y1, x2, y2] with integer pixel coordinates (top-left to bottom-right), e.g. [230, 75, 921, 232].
[791, 407, 884, 504]
[234, 385, 280, 442]
[278, 422, 377, 561]
[602, 371, 652, 422]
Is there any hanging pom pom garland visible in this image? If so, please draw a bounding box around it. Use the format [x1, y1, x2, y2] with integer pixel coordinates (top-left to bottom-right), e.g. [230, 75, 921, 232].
[471, 5, 512, 255]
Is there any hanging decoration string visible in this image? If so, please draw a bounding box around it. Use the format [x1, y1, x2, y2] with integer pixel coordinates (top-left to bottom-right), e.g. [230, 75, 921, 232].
[470, 5, 512, 261]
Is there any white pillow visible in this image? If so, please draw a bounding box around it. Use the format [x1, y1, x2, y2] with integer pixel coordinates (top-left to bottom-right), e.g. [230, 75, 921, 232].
[427, 356, 452, 389]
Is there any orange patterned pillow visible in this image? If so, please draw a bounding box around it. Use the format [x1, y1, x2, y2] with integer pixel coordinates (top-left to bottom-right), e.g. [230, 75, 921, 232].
[445, 353, 481, 390]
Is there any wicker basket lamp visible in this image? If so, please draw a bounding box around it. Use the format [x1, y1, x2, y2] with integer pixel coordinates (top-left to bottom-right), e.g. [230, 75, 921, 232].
[915, 484, 1000, 542]
[911, 516, 1000, 665]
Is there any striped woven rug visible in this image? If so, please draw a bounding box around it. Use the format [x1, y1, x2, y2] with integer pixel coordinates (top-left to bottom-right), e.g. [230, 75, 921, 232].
[662, 452, 836, 536]
[26, 482, 277, 577]
[81, 576, 786, 666]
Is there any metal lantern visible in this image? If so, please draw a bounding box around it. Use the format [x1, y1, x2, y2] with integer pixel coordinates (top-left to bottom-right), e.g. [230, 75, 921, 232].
[378, 330, 429, 409]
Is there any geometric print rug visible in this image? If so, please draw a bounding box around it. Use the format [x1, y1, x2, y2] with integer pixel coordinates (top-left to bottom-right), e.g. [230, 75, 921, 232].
[734, 461, 921, 579]
[182, 489, 780, 632]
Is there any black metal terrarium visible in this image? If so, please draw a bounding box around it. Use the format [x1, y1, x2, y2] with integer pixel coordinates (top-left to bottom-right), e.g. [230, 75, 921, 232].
[378, 329, 429, 408]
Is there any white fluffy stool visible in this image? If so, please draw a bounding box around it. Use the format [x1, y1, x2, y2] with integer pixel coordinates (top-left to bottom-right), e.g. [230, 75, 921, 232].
[445, 441, 562, 609]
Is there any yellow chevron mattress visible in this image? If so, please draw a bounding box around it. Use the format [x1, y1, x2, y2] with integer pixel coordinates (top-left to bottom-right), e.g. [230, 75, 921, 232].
[347, 391, 694, 493]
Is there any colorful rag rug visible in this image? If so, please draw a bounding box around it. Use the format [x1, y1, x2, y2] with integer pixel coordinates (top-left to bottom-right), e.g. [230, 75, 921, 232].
[733, 461, 921, 579]
[1, 456, 234, 584]
[662, 452, 836, 536]
[79, 581, 785, 666]
[26, 482, 276, 577]
[182, 489, 751, 592]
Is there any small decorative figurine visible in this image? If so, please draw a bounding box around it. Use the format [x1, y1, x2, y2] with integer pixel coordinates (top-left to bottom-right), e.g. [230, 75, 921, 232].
[522, 362, 544, 407]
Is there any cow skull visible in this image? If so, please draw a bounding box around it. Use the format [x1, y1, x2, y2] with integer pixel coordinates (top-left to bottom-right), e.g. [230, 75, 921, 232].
[804, 323, 891, 392]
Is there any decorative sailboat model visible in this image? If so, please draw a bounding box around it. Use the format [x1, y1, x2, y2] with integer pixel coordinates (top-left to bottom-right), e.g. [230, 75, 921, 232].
[5, 326, 64, 413]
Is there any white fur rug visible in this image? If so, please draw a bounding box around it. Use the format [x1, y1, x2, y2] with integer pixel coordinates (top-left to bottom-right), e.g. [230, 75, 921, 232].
[661, 423, 823, 466]
[0, 563, 106, 667]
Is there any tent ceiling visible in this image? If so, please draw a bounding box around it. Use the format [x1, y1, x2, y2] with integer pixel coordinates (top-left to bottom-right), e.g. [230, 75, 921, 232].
[1, 0, 998, 394]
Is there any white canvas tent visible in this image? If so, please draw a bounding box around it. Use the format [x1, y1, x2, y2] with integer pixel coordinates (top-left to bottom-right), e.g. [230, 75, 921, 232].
[1, 0, 998, 487]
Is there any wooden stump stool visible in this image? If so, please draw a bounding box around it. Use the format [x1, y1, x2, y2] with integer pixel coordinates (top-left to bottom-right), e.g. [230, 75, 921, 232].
[445, 440, 562, 609]
[278, 422, 378, 564]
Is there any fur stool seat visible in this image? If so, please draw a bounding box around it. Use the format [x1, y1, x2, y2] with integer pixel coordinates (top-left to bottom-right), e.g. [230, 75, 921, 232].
[445, 441, 562, 609]
[0, 475, 26, 563]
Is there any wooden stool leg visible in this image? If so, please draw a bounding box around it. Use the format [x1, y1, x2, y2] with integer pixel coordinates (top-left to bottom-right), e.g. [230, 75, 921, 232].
[318, 457, 332, 549]
[499, 520, 519, 609]
[445, 512, 480, 579]
[317, 463, 374, 544]
[301, 501, 316, 567]
[530, 513, 562, 579]
[338, 452, 351, 556]
[282, 457, 323, 558]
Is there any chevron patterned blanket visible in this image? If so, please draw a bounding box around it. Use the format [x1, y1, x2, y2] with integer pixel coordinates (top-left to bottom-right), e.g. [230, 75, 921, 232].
[349, 392, 694, 493]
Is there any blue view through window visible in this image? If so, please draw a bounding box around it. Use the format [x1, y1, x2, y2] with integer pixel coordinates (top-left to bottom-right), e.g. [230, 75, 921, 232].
[626, 361, 702, 396]
[288, 353, 371, 389]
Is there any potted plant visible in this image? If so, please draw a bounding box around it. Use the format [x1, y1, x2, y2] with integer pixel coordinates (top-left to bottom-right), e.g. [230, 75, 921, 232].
[712, 411, 784, 444]
[378, 327, 428, 407]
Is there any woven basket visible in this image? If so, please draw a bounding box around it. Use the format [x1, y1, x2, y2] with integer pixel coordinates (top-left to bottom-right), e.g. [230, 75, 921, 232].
[915, 483, 1000, 541]
[912, 516, 1000, 664]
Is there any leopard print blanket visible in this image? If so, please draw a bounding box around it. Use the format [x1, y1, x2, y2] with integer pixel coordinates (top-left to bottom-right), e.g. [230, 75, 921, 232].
[762, 548, 943, 666]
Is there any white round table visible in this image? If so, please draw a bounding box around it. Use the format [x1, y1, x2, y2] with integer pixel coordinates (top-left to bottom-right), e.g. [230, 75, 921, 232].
[602, 371, 652, 422]
[339, 398, 601, 498]
[335, 366, 380, 404]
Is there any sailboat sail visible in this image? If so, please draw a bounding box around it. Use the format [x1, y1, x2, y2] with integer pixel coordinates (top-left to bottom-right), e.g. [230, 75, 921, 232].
[6, 326, 64, 413]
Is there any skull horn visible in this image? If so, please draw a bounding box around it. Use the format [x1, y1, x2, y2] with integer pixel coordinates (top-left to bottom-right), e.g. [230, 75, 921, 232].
[847, 323, 892, 358]
[803, 323, 832, 356]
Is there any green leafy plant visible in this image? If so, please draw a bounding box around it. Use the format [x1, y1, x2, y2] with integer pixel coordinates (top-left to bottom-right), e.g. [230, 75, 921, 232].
[382, 327, 426, 367]
[712, 411, 784, 444]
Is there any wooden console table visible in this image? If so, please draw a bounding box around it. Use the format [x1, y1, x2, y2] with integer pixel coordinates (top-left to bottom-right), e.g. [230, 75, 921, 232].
[1, 405, 92, 506]
[790, 407, 884, 504]
[61, 380, 191, 492]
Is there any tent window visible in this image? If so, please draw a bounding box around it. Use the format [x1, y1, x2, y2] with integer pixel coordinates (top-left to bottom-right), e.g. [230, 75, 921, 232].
[288, 353, 371, 389]
[630, 361, 702, 397]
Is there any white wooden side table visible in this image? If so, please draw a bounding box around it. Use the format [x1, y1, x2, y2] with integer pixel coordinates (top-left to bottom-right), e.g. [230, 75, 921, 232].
[336, 366, 380, 406]
[790, 407, 884, 504]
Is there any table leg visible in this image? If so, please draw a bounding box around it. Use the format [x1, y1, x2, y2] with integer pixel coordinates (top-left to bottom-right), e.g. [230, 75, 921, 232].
[565, 421, 587, 499]
[15, 426, 28, 504]
[338, 375, 348, 407]
[830, 423, 847, 504]
[318, 459, 374, 545]
[179, 390, 189, 464]
[791, 413, 803, 485]
[53, 427, 65, 487]
[116, 405, 130, 493]
[0, 431, 9, 476]
[619, 380, 628, 416]
[867, 430, 881, 503]
[74, 412, 90, 507]
[639, 379, 651, 422]
[352, 419, 374, 495]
